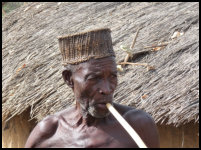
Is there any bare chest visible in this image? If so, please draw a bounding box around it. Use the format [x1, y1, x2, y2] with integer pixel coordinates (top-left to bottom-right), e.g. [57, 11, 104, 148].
[40, 123, 136, 148]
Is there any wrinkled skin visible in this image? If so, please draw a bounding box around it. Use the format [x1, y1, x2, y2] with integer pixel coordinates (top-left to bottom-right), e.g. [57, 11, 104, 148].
[25, 57, 160, 148]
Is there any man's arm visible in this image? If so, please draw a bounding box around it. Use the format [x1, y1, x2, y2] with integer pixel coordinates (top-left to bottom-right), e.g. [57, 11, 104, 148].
[24, 115, 59, 148]
[125, 109, 160, 148]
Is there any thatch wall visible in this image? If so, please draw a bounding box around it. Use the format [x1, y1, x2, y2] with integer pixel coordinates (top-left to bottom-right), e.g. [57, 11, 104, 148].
[158, 122, 199, 148]
[2, 1, 199, 132]
[2, 109, 36, 148]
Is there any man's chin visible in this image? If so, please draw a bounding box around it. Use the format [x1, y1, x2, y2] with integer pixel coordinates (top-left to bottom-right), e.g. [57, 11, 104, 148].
[88, 105, 110, 118]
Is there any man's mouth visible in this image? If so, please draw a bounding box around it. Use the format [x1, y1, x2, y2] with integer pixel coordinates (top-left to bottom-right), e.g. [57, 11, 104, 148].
[96, 103, 107, 109]
[94, 101, 112, 109]
[89, 95, 113, 110]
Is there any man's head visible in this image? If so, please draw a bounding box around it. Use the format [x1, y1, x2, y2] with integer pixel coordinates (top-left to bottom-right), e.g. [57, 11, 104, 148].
[58, 28, 117, 118]
[62, 56, 117, 118]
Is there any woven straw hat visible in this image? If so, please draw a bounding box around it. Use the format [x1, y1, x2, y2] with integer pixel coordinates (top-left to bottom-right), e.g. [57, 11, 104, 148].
[58, 28, 115, 65]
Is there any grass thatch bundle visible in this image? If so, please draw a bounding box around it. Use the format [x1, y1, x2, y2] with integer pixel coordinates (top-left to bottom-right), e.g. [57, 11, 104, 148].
[2, 2, 199, 127]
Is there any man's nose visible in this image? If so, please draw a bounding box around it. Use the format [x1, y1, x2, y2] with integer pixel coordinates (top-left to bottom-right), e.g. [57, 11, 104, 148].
[99, 80, 112, 95]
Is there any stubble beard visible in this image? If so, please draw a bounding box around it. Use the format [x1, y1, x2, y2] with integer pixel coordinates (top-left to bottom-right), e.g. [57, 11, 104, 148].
[88, 105, 110, 118]
[78, 99, 110, 119]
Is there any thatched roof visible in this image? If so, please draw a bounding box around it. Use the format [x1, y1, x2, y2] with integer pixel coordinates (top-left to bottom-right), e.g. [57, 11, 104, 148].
[2, 2, 199, 127]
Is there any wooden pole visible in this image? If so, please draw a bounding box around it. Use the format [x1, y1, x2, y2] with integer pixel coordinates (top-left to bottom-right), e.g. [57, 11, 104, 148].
[106, 103, 148, 148]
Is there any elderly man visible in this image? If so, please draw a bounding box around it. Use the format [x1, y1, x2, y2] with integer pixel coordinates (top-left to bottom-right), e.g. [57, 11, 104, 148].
[25, 28, 159, 148]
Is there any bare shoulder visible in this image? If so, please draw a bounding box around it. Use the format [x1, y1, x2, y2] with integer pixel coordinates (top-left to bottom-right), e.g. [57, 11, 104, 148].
[113, 103, 160, 148]
[113, 103, 155, 125]
[24, 106, 75, 148]
[124, 106, 154, 124]
[24, 114, 59, 148]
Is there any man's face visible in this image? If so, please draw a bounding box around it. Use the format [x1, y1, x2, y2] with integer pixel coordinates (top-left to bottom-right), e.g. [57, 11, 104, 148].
[72, 57, 118, 118]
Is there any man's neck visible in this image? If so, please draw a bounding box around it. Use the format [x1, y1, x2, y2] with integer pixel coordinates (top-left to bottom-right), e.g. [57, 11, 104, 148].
[75, 102, 101, 127]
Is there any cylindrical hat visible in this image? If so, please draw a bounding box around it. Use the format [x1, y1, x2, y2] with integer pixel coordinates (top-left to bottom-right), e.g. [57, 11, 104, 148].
[58, 28, 115, 65]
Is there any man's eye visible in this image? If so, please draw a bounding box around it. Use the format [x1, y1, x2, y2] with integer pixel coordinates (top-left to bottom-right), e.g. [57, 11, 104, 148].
[111, 74, 117, 78]
[87, 75, 99, 80]
[88, 76, 96, 80]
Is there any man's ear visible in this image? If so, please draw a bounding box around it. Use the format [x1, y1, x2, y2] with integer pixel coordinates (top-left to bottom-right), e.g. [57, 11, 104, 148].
[62, 70, 74, 89]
